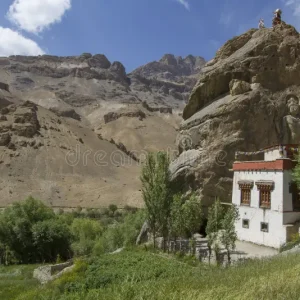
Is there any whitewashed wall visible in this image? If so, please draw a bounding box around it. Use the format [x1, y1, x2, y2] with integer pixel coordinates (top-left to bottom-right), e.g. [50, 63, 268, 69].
[264, 149, 282, 161]
[232, 170, 286, 248]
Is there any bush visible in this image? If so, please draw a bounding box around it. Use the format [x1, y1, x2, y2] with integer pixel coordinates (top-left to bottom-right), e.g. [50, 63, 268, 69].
[0, 197, 72, 264]
[280, 233, 300, 252]
[32, 219, 72, 262]
[108, 204, 118, 215]
[71, 218, 103, 257]
[124, 205, 138, 213]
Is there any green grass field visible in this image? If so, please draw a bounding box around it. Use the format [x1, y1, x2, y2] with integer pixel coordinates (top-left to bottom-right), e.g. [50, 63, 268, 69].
[5, 248, 300, 300]
[0, 264, 39, 300]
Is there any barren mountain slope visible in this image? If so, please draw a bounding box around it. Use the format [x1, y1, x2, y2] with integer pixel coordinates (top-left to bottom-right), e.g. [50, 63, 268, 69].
[0, 100, 141, 208]
[0, 54, 205, 157]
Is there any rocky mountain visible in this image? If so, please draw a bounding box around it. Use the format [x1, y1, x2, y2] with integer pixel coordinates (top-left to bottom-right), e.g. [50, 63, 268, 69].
[0, 53, 205, 208]
[171, 23, 300, 208]
[0, 53, 205, 157]
[0, 100, 142, 208]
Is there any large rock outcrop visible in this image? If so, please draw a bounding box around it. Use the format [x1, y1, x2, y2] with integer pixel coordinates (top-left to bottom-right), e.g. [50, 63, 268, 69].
[171, 23, 300, 207]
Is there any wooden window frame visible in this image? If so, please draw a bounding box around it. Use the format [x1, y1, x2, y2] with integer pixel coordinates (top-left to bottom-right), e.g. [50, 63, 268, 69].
[238, 181, 253, 206]
[256, 181, 274, 209]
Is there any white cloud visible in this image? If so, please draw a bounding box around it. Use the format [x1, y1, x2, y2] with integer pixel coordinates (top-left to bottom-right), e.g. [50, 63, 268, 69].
[0, 27, 44, 56]
[176, 0, 190, 11]
[7, 0, 72, 34]
[284, 0, 300, 16]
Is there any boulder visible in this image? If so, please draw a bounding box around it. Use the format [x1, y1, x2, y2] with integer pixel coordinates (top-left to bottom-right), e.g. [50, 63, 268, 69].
[0, 107, 9, 115]
[0, 133, 10, 146]
[80, 53, 92, 59]
[50, 107, 81, 121]
[229, 79, 251, 96]
[159, 107, 173, 114]
[110, 61, 126, 77]
[88, 54, 111, 69]
[136, 221, 151, 245]
[12, 104, 40, 137]
[12, 123, 38, 138]
[104, 110, 146, 124]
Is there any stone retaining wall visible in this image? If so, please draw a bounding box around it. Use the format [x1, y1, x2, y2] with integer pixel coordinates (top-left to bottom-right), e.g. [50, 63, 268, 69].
[33, 261, 73, 284]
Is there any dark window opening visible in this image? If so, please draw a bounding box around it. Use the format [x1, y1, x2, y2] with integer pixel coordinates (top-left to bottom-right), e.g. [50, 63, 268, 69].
[289, 182, 300, 211]
[261, 222, 269, 232]
[242, 219, 249, 229]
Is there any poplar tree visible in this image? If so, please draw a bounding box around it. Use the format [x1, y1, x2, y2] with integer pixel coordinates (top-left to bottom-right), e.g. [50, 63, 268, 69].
[141, 152, 172, 250]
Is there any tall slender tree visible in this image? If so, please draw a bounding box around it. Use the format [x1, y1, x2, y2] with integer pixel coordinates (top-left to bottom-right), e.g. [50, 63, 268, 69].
[141, 152, 172, 250]
[169, 194, 185, 252]
[220, 205, 239, 265]
[183, 193, 203, 236]
[206, 199, 225, 264]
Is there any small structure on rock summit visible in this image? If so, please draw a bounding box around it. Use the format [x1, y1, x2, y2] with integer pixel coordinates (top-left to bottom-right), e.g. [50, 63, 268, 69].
[258, 9, 283, 29]
[258, 18, 265, 29]
[272, 8, 282, 27]
[231, 145, 300, 249]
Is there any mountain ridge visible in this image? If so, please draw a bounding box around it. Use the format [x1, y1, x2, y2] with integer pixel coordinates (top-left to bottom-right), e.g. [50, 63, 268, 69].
[0, 52, 205, 208]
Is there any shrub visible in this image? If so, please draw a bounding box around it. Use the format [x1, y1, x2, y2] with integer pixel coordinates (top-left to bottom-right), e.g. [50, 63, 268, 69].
[280, 233, 300, 253]
[108, 204, 118, 215]
[71, 218, 103, 256]
[0, 197, 72, 264]
[32, 219, 72, 262]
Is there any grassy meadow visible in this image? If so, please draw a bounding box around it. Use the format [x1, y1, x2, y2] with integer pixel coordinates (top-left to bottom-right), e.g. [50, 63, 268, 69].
[1, 248, 299, 300]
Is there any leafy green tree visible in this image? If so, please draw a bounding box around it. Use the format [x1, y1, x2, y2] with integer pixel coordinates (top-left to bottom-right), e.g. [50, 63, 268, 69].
[206, 199, 225, 264]
[220, 205, 239, 264]
[32, 219, 72, 262]
[71, 218, 103, 256]
[0, 197, 55, 263]
[182, 193, 203, 255]
[0, 197, 72, 264]
[101, 224, 124, 253]
[108, 204, 118, 215]
[141, 152, 172, 250]
[183, 193, 203, 236]
[169, 194, 185, 252]
[122, 209, 146, 247]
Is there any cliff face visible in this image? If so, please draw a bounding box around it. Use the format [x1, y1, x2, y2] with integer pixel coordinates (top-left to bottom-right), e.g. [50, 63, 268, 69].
[171, 23, 300, 206]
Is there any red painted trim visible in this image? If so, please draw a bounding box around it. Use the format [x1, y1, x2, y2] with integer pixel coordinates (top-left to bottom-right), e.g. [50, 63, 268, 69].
[233, 159, 296, 171]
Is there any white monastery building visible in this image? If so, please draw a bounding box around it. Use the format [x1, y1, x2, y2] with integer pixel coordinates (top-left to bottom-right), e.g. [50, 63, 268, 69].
[232, 144, 300, 248]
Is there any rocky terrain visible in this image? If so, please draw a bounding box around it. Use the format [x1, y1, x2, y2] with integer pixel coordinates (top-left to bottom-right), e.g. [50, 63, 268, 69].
[171, 23, 300, 207]
[0, 53, 204, 207]
[0, 99, 143, 208]
[0, 53, 204, 157]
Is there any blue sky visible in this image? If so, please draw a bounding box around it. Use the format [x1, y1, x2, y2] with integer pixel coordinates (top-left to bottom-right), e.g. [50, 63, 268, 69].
[0, 0, 300, 72]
